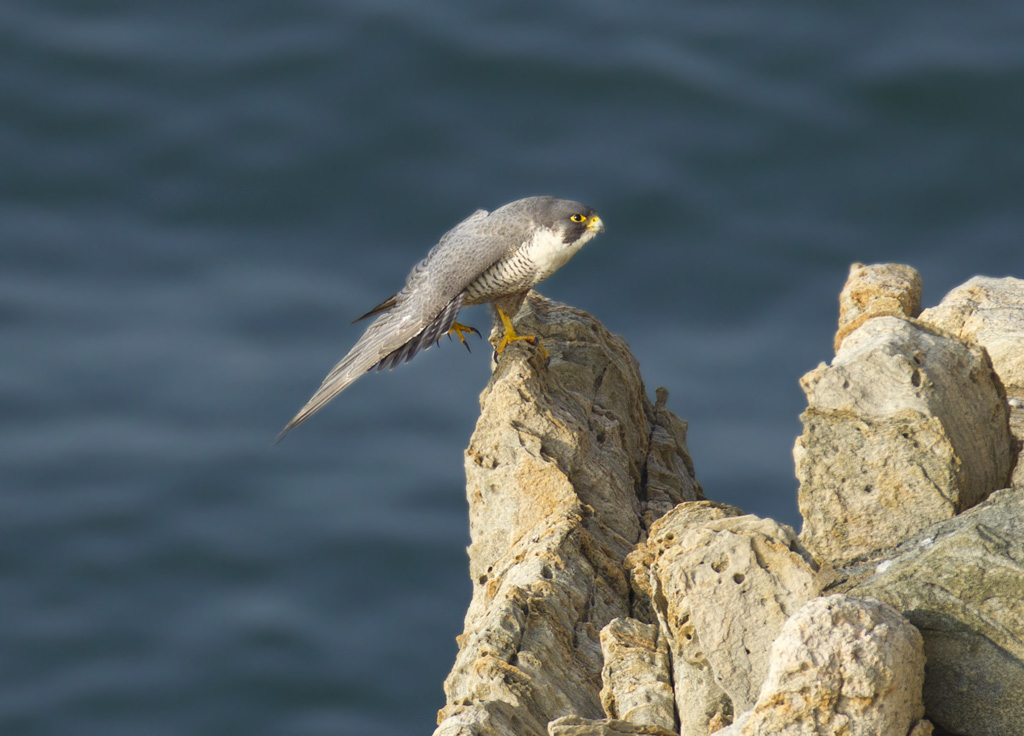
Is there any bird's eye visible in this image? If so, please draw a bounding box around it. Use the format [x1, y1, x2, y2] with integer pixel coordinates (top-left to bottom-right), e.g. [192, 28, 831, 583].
[570, 214, 586, 223]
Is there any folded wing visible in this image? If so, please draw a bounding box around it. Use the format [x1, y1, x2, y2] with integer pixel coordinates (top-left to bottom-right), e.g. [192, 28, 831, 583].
[278, 208, 523, 439]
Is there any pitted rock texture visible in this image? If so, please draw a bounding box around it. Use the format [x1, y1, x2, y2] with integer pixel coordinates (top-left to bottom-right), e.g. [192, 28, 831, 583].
[626, 503, 818, 736]
[796, 314, 1013, 565]
[434, 293, 702, 736]
[715, 595, 926, 736]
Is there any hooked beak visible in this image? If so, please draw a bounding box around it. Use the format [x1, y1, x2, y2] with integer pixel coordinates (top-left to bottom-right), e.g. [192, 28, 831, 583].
[587, 215, 605, 234]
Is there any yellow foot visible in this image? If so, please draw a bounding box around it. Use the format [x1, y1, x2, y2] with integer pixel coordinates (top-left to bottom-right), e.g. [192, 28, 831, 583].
[446, 321, 481, 352]
[494, 309, 549, 361]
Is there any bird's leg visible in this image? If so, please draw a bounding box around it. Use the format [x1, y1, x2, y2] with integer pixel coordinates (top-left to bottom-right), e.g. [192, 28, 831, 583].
[494, 308, 548, 360]
[446, 322, 481, 352]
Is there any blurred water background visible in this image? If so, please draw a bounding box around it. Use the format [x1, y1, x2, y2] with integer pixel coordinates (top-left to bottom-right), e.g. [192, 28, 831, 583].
[3, 1, 1024, 733]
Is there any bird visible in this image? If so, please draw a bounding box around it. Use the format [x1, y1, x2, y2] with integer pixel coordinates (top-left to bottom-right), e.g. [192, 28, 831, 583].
[278, 195, 605, 440]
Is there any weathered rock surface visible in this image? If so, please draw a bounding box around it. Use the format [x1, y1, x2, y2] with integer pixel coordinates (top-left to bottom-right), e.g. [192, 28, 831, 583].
[432, 270, 1024, 736]
[715, 595, 927, 736]
[433, 293, 702, 736]
[829, 487, 1024, 736]
[796, 265, 1014, 565]
[626, 503, 819, 736]
[920, 276, 1024, 486]
[908, 722, 935, 736]
[598, 618, 675, 733]
[546, 715, 676, 736]
[835, 261, 923, 350]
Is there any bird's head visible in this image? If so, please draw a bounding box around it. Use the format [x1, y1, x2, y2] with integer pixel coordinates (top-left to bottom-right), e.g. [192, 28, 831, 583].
[522, 196, 605, 245]
[564, 208, 605, 244]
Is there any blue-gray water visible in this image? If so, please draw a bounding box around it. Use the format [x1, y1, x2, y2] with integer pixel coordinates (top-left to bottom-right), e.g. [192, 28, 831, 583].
[4, 1, 1023, 733]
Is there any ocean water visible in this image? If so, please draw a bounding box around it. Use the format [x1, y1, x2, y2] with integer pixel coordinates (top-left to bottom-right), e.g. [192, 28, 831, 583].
[3, 1, 1024, 733]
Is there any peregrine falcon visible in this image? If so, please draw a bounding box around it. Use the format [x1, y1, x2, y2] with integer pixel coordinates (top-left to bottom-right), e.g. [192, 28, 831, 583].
[278, 195, 604, 439]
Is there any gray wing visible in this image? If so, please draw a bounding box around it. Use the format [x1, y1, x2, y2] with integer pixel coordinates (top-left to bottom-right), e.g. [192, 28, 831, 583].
[277, 207, 532, 439]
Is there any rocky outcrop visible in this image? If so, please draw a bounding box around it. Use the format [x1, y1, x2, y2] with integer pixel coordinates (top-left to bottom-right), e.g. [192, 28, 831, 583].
[920, 276, 1024, 487]
[830, 488, 1024, 736]
[625, 504, 819, 735]
[715, 595, 926, 736]
[598, 618, 675, 733]
[434, 294, 703, 736]
[834, 261, 923, 350]
[796, 264, 1015, 566]
[432, 270, 1024, 736]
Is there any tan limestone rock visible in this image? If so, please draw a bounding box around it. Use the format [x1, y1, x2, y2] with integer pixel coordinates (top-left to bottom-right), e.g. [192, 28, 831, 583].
[433, 272, 1023, 736]
[832, 487, 1024, 736]
[547, 715, 676, 736]
[908, 721, 934, 736]
[628, 503, 819, 736]
[796, 314, 1013, 565]
[434, 293, 702, 736]
[717, 595, 926, 736]
[835, 262, 923, 350]
[598, 618, 675, 733]
[920, 276, 1024, 485]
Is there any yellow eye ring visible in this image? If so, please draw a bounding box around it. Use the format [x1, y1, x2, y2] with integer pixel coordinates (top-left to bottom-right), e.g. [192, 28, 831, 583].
[570, 214, 586, 223]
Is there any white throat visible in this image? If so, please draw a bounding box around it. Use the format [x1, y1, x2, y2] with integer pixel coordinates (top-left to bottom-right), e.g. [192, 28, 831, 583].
[525, 226, 597, 281]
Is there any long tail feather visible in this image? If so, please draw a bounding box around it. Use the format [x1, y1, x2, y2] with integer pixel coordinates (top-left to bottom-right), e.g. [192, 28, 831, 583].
[277, 293, 466, 441]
